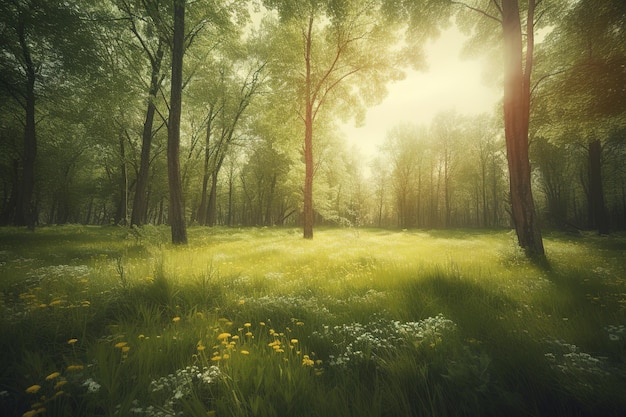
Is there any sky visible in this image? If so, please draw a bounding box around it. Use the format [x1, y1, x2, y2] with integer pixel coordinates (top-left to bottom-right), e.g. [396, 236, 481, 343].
[341, 26, 502, 159]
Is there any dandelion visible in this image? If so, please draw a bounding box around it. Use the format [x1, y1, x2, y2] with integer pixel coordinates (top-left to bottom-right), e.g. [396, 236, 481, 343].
[291, 339, 298, 345]
[172, 317, 181, 323]
[302, 355, 314, 367]
[121, 346, 130, 353]
[66, 365, 84, 372]
[49, 299, 62, 306]
[231, 335, 240, 340]
[114, 342, 128, 349]
[240, 350, 250, 355]
[25, 385, 41, 394]
[45, 372, 60, 381]
[222, 354, 230, 360]
[54, 380, 67, 390]
[238, 299, 245, 305]
[138, 334, 145, 339]
[67, 338, 78, 345]
[217, 332, 231, 341]
[244, 323, 252, 328]
[211, 356, 221, 361]
[296, 321, 304, 326]
[245, 332, 253, 337]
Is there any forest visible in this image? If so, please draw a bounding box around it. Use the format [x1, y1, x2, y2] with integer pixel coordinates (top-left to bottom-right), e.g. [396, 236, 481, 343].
[1, 0, 624, 250]
[1, 2, 626, 416]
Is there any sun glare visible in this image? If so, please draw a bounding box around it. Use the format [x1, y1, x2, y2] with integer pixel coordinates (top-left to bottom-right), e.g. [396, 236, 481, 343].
[343, 26, 501, 158]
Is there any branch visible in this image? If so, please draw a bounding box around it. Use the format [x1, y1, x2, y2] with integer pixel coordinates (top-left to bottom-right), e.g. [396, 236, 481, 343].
[451, 1, 502, 23]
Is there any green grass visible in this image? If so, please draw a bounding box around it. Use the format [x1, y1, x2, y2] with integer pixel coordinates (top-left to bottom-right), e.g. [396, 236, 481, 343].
[1, 225, 625, 416]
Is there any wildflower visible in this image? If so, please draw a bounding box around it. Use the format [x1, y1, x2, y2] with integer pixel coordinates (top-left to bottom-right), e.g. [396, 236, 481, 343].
[82, 378, 101, 393]
[25, 385, 41, 394]
[231, 335, 240, 340]
[138, 334, 145, 339]
[222, 354, 230, 360]
[172, 317, 181, 323]
[291, 339, 298, 345]
[240, 350, 250, 355]
[244, 323, 252, 328]
[217, 333, 231, 341]
[22, 410, 38, 417]
[114, 342, 128, 349]
[238, 299, 245, 305]
[302, 355, 314, 367]
[296, 321, 305, 326]
[245, 332, 253, 337]
[49, 299, 62, 306]
[67, 338, 78, 345]
[45, 372, 60, 381]
[211, 356, 221, 361]
[66, 365, 84, 372]
[259, 322, 265, 326]
[54, 380, 67, 390]
[121, 346, 130, 353]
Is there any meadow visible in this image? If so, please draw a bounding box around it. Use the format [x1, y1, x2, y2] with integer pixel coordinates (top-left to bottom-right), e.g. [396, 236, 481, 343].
[0, 225, 625, 417]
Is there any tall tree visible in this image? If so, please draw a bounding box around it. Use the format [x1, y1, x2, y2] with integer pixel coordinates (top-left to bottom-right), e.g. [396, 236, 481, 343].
[167, 0, 187, 244]
[0, 0, 97, 229]
[453, 0, 547, 257]
[263, 0, 404, 239]
[533, 0, 626, 234]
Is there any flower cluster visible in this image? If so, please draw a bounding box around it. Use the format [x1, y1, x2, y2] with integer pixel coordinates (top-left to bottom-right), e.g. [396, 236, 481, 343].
[605, 324, 625, 341]
[544, 339, 609, 377]
[146, 365, 221, 416]
[314, 314, 457, 369]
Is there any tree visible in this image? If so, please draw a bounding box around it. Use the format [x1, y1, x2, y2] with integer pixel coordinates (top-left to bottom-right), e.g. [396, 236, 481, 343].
[263, 0, 404, 239]
[167, 0, 187, 244]
[453, 0, 546, 257]
[533, 0, 626, 234]
[0, 0, 98, 229]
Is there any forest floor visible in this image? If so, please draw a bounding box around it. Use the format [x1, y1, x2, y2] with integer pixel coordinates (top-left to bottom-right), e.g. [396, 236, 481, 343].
[0, 225, 625, 417]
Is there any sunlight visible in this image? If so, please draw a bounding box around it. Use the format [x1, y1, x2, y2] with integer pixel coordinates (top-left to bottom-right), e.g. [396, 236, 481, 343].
[342, 25, 501, 158]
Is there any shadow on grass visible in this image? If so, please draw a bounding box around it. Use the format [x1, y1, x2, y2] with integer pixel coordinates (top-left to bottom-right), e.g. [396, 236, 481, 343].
[393, 267, 626, 417]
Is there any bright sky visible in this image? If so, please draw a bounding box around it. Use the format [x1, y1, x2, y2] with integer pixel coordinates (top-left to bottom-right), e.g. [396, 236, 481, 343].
[342, 26, 502, 158]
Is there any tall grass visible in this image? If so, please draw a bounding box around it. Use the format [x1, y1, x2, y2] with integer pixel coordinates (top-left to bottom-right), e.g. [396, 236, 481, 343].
[0, 225, 625, 416]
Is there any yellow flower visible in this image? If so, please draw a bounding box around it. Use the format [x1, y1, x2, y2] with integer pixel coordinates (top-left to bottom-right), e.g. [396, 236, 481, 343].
[45, 372, 60, 381]
[290, 339, 298, 345]
[54, 380, 67, 390]
[114, 342, 128, 349]
[49, 299, 62, 306]
[238, 299, 245, 305]
[22, 410, 37, 417]
[217, 332, 231, 341]
[231, 335, 240, 340]
[244, 322, 252, 328]
[296, 321, 305, 326]
[138, 334, 145, 339]
[240, 350, 250, 355]
[302, 355, 314, 367]
[67, 338, 78, 345]
[197, 345, 206, 352]
[121, 346, 130, 353]
[259, 322, 265, 326]
[66, 365, 84, 372]
[172, 317, 181, 323]
[245, 332, 253, 337]
[25, 384, 41, 394]
[211, 355, 222, 361]
[222, 353, 230, 360]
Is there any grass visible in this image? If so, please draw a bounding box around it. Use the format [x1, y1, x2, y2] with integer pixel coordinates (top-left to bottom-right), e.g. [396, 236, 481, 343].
[0, 225, 625, 417]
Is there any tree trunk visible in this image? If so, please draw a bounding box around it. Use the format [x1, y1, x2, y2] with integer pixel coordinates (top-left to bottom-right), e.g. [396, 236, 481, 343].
[167, 0, 187, 244]
[303, 16, 315, 239]
[197, 108, 213, 226]
[501, 0, 544, 257]
[15, 24, 37, 230]
[131, 42, 164, 227]
[587, 139, 609, 234]
[207, 171, 219, 226]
